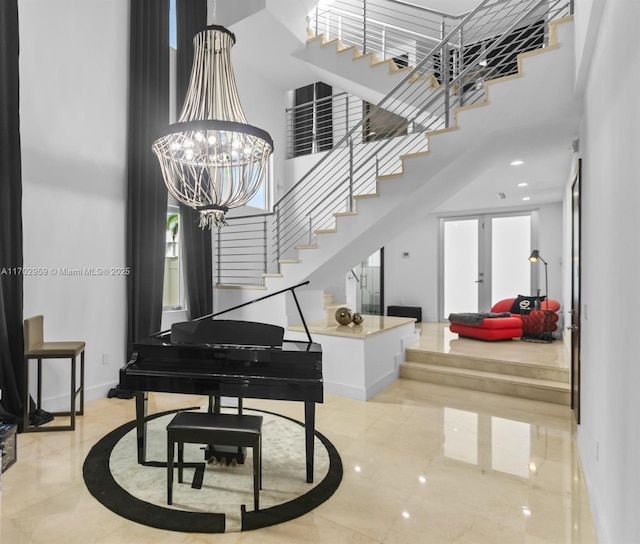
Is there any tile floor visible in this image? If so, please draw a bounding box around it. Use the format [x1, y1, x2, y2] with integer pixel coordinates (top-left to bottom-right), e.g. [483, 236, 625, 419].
[1, 376, 596, 543]
[414, 322, 570, 369]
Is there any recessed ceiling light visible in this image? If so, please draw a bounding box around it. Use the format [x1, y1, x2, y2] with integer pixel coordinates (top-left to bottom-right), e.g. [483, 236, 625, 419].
[510, 160, 524, 166]
[522, 196, 530, 201]
[517, 182, 528, 187]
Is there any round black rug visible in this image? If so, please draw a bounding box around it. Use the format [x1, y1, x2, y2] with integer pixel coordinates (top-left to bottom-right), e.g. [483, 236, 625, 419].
[83, 407, 342, 533]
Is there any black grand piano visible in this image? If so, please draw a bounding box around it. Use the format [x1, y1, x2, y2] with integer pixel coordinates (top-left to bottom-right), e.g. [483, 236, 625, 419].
[119, 282, 323, 483]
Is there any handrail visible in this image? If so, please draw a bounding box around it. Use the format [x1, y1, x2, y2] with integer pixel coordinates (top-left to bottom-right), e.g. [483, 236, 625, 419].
[320, 5, 446, 45]
[386, 0, 468, 19]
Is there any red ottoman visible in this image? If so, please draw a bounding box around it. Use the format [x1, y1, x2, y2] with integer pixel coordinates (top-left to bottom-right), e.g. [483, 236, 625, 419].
[449, 314, 522, 341]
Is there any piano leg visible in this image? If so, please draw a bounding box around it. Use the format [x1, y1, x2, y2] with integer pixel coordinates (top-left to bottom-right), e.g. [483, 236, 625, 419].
[305, 401, 315, 483]
[136, 391, 148, 464]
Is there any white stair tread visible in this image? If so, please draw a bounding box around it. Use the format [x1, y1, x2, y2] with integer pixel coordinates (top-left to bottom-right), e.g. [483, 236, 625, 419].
[401, 361, 570, 391]
[404, 349, 570, 379]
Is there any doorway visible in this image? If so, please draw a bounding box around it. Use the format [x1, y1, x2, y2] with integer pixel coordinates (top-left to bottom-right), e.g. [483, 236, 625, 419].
[571, 161, 582, 423]
[354, 248, 384, 315]
[439, 212, 535, 320]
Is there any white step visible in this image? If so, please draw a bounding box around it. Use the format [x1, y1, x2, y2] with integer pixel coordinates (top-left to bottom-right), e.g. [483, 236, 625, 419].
[400, 361, 570, 406]
[405, 347, 569, 383]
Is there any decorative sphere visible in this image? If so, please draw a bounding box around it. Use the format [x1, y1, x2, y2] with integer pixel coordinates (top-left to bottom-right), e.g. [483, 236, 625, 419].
[352, 312, 363, 325]
[335, 307, 353, 326]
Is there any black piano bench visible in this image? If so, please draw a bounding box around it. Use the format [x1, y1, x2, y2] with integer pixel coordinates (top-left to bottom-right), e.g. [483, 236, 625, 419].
[166, 411, 263, 510]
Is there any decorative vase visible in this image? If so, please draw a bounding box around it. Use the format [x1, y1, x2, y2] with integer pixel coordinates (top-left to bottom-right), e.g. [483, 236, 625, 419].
[335, 307, 353, 326]
[352, 313, 363, 325]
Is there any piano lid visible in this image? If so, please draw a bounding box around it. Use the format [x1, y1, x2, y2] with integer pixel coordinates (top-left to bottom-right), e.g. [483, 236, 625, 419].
[153, 281, 314, 345]
[171, 319, 284, 347]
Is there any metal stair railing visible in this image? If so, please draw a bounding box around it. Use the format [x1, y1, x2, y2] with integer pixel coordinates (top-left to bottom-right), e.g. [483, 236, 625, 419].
[215, 0, 572, 286]
[308, 0, 464, 65]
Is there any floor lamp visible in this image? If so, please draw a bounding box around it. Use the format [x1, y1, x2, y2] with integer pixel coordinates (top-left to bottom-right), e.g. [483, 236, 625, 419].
[528, 249, 552, 341]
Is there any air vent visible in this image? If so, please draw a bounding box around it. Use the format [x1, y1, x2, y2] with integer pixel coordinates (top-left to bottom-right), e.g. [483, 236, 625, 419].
[496, 192, 507, 200]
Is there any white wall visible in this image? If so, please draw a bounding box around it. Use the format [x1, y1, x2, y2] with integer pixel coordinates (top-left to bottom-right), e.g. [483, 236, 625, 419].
[19, 0, 129, 406]
[216, 0, 265, 27]
[384, 213, 439, 321]
[383, 203, 563, 323]
[576, 1, 640, 542]
[234, 52, 289, 201]
[573, 0, 605, 90]
[536, 202, 564, 310]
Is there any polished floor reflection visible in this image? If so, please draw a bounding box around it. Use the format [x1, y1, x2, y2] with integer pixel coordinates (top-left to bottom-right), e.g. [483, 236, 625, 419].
[415, 322, 570, 369]
[1, 377, 595, 543]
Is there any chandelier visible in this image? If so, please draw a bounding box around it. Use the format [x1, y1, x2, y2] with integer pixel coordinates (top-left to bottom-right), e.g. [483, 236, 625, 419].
[153, 22, 273, 229]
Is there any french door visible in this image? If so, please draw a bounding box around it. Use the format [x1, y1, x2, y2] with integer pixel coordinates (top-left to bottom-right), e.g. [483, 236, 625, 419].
[440, 212, 535, 321]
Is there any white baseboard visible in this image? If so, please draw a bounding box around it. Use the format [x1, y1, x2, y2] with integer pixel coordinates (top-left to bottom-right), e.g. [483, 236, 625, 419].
[577, 427, 609, 544]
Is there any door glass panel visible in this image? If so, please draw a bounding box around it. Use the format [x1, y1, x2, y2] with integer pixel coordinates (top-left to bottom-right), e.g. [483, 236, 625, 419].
[444, 219, 479, 316]
[355, 249, 383, 314]
[491, 215, 531, 303]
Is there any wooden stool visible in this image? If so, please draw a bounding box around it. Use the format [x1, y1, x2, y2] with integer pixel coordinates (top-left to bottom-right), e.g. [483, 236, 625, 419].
[166, 411, 263, 510]
[23, 315, 85, 432]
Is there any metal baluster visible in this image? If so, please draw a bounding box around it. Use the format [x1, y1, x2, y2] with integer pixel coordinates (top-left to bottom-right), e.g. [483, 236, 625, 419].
[263, 217, 267, 276]
[442, 20, 450, 128]
[349, 137, 354, 212]
[308, 214, 313, 245]
[314, 5, 318, 36]
[275, 205, 281, 263]
[216, 227, 221, 285]
[362, 0, 368, 54]
[345, 95, 350, 137]
[458, 26, 465, 108]
[382, 26, 387, 59]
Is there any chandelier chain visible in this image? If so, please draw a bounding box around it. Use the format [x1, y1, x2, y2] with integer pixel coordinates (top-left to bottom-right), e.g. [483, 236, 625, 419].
[207, 0, 216, 25]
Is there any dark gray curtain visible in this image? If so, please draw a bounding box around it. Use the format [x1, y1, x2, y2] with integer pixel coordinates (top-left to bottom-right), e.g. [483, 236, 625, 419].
[126, 0, 170, 358]
[176, 0, 213, 319]
[0, 0, 24, 426]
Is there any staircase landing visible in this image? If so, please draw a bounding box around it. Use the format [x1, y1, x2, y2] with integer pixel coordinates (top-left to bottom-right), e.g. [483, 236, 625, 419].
[401, 323, 570, 405]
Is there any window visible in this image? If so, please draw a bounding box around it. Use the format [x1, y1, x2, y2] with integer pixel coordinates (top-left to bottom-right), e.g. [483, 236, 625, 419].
[291, 82, 333, 157]
[163, 206, 184, 309]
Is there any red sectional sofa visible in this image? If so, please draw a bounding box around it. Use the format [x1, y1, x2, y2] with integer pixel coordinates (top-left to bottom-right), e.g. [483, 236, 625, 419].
[449, 297, 561, 341]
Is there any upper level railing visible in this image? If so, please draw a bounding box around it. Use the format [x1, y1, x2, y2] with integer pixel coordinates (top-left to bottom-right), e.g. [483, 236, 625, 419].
[285, 91, 417, 159]
[308, 0, 465, 65]
[215, 0, 572, 286]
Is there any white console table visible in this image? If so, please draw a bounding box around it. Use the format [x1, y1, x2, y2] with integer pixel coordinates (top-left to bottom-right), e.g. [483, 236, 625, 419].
[288, 315, 418, 401]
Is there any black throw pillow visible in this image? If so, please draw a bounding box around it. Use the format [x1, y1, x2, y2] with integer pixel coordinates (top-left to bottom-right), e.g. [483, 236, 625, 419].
[510, 294, 546, 314]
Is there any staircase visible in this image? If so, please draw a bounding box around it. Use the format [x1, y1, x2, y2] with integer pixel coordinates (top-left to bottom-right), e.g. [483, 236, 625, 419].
[401, 342, 570, 405]
[217, 0, 577, 297]
[211, 0, 578, 404]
